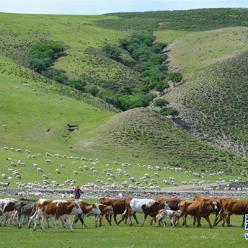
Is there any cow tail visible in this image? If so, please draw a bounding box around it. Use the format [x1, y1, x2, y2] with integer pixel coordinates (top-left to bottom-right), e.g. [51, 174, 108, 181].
[122, 209, 127, 216]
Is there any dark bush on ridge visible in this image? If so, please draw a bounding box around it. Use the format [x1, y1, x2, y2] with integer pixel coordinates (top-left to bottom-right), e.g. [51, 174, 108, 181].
[102, 43, 121, 61]
[43, 68, 68, 84]
[160, 108, 179, 117]
[154, 98, 169, 107]
[28, 41, 65, 73]
[168, 72, 183, 82]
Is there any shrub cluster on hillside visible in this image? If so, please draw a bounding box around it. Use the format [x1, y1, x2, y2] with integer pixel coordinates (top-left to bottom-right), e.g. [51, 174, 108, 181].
[27, 41, 65, 73]
[101, 31, 175, 110]
[26, 37, 180, 113]
[27, 41, 88, 92]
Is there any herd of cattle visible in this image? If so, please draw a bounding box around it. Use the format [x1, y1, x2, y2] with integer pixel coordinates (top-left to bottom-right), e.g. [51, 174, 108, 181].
[0, 196, 247, 231]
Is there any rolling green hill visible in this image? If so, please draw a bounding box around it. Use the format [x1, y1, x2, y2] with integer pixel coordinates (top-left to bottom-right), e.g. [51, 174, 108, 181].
[1, 9, 248, 187]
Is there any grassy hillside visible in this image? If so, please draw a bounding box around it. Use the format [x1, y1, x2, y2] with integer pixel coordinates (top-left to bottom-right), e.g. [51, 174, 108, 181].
[1, 9, 248, 187]
[98, 8, 248, 31]
[0, 13, 138, 91]
[0, 56, 115, 153]
[162, 26, 248, 155]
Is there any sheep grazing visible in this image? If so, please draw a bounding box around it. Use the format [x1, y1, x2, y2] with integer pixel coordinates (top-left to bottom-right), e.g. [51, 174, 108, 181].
[1, 173, 7, 179]
[37, 167, 43, 173]
[55, 168, 61, 174]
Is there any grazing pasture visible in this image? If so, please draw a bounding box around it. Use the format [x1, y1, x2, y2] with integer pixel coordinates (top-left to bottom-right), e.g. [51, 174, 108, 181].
[0, 204, 247, 248]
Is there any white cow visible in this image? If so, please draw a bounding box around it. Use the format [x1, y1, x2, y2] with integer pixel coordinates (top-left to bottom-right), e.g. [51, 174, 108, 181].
[125, 198, 169, 226]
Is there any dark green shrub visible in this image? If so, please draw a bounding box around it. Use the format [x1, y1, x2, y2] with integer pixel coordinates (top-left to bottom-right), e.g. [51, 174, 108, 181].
[87, 85, 99, 97]
[154, 98, 169, 107]
[43, 68, 68, 84]
[155, 82, 170, 92]
[70, 79, 87, 92]
[168, 72, 183, 82]
[120, 86, 133, 95]
[160, 108, 179, 116]
[102, 43, 121, 60]
[28, 41, 65, 72]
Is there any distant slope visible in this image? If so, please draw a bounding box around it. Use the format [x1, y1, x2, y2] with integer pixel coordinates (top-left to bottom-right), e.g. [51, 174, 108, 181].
[0, 13, 138, 91]
[0, 9, 248, 183]
[162, 27, 248, 155]
[89, 108, 248, 175]
[98, 8, 248, 31]
[0, 56, 114, 153]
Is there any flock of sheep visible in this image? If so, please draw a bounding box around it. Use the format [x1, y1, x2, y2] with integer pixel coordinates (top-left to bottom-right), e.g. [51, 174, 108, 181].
[1, 146, 246, 193]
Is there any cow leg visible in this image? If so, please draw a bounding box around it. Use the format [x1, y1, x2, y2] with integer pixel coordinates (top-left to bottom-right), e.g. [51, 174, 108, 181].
[170, 216, 175, 227]
[156, 216, 162, 227]
[40, 215, 46, 230]
[2, 212, 8, 226]
[193, 216, 196, 226]
[105, 214, 112, 226]
[196, 216, 201, 227]
[133, 213, 139, 225]
[242, 215, 245, 227]
[46, 217, 51, 228]
[204, 216, 212, 228]
[141, 213, 148, 227]
[114, 214, 118, 225]
[73, 215, 79, 224]
[226, 214, 232, 227]
[182, 214, 188, 226]
[94, 215, 100, 228]
[78, 214, 87, 228]
[28, 212, 36, 229]
[117, 214, 126, 225]
[67, 217, 73, 231]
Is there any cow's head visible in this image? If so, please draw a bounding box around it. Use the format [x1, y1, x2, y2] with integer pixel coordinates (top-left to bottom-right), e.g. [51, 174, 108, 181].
[72, 201, 83, 215]
[211, 201, 219, 211]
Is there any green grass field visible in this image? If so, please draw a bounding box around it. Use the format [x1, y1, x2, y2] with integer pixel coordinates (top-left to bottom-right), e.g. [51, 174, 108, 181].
[1, 8, 248, 247]
[0, 214, 247, 248]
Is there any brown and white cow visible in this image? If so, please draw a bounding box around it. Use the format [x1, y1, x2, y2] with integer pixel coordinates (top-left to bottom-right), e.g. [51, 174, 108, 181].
[99, 197, 137, 225]
[123, 198, 170, 226]
[74, 200, 104, 228]
[155, 209, 181, 227]
[29, 199, 83, 231]
[0, 198, 18, 226]
[95, 203, 113, 227]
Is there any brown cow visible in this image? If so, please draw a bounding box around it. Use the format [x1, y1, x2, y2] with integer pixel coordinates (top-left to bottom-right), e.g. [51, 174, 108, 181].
[95, 203, 113, 227]
[214, 198, 248, 227]
[156, 197, 181, 211]
[99, 197, 138, 225]
[192, 196, 222, 226]
[29, 199, 84, 231]
[179, 198, 218, 228]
